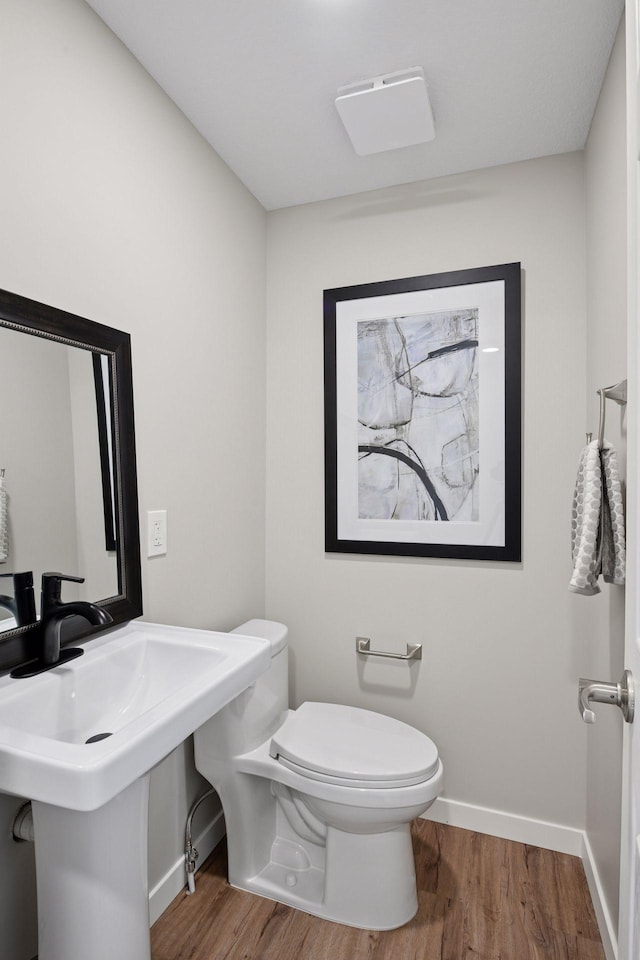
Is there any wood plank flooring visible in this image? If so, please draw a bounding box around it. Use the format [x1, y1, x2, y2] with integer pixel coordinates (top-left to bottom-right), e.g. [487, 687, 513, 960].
[151, 819, 605, 960]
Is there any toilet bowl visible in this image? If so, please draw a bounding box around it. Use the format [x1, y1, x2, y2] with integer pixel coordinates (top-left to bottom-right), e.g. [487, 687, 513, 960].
[193, 620, 443, 930]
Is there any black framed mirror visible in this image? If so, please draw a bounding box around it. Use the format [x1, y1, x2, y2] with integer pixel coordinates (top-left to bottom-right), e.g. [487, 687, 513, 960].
[0, 288, 142, 670]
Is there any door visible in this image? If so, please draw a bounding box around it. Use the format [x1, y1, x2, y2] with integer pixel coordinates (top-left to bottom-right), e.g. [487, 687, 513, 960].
[619, 3, 640, 957]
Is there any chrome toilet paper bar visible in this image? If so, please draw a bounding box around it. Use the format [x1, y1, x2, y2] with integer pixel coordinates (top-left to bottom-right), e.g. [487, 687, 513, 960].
[356, 637, 422, 661]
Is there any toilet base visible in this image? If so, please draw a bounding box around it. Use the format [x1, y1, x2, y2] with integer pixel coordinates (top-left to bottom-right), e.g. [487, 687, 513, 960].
[232, 822, 418, 930]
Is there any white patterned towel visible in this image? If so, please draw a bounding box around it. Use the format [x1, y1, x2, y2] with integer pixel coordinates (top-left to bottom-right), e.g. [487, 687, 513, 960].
[0, 474, 7, 563]
[569, 440, 625, 595]
[600, 443, 626, 585]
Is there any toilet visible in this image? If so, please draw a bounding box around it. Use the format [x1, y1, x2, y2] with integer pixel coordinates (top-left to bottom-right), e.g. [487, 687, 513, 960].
[193, 619, 443, 930]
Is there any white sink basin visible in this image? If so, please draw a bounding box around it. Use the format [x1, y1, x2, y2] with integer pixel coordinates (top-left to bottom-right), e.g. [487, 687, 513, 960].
[0, 620, 270, 811]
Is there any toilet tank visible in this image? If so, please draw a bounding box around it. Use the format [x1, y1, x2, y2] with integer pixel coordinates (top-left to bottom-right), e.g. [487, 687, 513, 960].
[230, 619, 289, 744]
[196, 619, 290, 766]
[231, 619, 288, 657]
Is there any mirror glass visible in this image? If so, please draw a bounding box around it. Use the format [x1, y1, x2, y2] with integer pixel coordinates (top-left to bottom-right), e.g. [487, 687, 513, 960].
[0, 288, 142, 667]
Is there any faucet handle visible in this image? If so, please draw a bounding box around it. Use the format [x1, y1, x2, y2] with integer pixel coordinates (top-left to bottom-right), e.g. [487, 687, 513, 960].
[42, 572, 84, 581]
[41, 572, 85, 605]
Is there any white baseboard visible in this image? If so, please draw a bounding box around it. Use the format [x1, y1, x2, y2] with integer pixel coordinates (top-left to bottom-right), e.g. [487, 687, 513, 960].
[581, 832, 618, 960]
[422, 796, 617, 960]
[422, 796, 584, 855]
[148, 808, 226, 925]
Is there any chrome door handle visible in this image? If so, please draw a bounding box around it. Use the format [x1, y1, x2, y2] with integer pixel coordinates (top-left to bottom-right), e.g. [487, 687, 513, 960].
[578, 670, 634, 724]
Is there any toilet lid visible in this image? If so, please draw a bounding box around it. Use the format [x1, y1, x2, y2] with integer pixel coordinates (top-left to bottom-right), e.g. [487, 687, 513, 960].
[270, 702, 439, 786]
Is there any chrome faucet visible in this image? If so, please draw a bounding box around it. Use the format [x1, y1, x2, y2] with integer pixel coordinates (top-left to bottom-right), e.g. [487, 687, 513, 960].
[10, 572, 113, 679]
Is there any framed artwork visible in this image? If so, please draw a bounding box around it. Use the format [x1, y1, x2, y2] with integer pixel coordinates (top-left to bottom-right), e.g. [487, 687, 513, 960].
[323, 262, 521, 561]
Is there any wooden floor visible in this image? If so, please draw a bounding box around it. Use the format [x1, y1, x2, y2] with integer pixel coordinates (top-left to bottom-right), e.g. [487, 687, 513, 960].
[151, 819, 605, 960]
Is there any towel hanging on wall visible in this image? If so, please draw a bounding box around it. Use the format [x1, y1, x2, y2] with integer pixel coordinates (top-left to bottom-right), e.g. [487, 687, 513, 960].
[0, 471, 7, 563]
[600, 443, 626, 585]
[569, 439, 625, 595]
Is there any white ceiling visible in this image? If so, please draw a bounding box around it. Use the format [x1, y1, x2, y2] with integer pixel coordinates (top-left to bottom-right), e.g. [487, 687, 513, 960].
[84, 0, 624, 211]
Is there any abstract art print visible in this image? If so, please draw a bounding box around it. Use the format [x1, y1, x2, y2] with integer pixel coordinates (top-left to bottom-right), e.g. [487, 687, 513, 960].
[324, 263, 521, 560]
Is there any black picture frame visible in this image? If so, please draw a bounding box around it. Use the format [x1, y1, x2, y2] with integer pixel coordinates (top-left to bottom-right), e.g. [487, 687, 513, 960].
[324, 262, 521, 562]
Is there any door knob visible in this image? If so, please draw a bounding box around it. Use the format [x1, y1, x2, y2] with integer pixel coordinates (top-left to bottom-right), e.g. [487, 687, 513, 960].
[578, 670, 634, 724]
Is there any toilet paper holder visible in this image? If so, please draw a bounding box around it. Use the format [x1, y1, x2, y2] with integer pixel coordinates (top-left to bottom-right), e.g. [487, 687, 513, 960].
[356, 637, 422, 661]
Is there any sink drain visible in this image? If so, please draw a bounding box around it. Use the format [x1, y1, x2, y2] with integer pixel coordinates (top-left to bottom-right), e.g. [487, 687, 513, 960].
[85, 732, 113, 744]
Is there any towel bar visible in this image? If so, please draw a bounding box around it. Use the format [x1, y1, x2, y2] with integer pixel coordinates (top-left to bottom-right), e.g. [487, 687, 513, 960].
[356, 637, 422, 661]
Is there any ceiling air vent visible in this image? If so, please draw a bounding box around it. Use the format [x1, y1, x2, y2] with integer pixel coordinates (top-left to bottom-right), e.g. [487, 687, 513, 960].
[335, 67, 435, 157]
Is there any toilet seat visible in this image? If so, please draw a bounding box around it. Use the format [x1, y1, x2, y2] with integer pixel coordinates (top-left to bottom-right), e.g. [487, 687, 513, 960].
[270, 702, 439, 789]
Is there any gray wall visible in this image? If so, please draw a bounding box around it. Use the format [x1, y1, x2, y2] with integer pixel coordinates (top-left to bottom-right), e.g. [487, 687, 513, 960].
[582, 20, 627, 937]
[0, 1, 266, 956]
[265, 153, 589, 829]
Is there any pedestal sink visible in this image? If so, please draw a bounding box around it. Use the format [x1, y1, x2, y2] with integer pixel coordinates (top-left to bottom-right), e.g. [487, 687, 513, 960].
[0, 621, 271, 960]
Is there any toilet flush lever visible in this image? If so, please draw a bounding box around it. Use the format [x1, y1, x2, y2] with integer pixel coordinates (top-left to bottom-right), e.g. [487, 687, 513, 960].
[578, 670, 634, 724]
